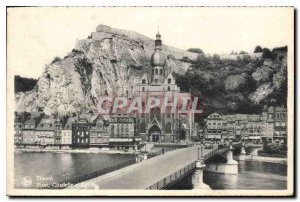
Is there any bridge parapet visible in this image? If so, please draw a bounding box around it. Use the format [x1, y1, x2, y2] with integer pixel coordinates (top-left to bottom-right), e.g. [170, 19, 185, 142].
[146, 161, 196, 190]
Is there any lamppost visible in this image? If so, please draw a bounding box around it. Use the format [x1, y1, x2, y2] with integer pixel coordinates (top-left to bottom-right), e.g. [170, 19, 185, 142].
[197, 143, 204, 160]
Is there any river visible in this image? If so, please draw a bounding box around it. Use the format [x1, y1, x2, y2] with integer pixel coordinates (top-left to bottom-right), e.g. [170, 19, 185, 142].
[15, 152, 287, 190]
[171, 160, 287, 190]
[14, 152, 135, 189]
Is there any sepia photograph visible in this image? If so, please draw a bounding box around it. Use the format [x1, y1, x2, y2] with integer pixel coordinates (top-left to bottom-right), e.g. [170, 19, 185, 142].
[6, 6, 294, 196]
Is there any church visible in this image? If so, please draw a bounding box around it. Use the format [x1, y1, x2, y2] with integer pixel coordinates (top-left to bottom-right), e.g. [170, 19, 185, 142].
[133, 30, 195, 143]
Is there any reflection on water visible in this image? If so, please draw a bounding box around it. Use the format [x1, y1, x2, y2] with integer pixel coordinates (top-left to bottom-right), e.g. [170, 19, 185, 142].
[14, 152, 134, 189]
[171, 161, 287, 190]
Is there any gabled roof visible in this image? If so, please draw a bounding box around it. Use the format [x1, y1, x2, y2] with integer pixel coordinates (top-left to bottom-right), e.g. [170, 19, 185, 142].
[63, 116, 78, 130]
[35, 116, 57, 131]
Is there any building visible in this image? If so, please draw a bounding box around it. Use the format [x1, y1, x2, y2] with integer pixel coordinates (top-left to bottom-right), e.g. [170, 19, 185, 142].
[204, 106, 287, 144]
[72, 115, 91, 148]
[261, 106, 275, 142]
[14, 116, 24, 144]
[22, 117, 39, 144]
[273, 106, 287, 144]
[109, 115, 141, 151]
[54, 117, 63, 145]
[133, 30, 195, 142]
[89, 115, 110, 148]
[204, 113, 223, 142]
[35, 116, 56, 145]
[61, 116, 76, 145]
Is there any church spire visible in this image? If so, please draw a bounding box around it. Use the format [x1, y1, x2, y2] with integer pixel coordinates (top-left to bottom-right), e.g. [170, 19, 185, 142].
[155, 25, 162, 50]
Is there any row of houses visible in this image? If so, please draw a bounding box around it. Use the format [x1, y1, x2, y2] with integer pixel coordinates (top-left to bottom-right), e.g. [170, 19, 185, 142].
[14, 112, 142, 151]
[203, 106, 287, 144]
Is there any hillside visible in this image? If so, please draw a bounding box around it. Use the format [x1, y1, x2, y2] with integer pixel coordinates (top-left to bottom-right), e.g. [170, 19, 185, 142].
[14, 75, 37, 93]
[14, 24, 197, 116]
[174, 47, 287, 120]
[14, 24, 287, 119]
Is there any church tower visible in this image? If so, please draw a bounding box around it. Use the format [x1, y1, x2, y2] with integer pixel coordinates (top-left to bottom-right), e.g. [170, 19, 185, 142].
[150, 28, 166, 85]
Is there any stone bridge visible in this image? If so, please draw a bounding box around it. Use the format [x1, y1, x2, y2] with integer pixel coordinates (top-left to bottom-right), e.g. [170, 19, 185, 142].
[73, 142, 243, 190]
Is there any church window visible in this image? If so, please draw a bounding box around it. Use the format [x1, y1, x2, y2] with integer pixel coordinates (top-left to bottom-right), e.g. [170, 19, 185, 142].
[142, 87, 145, 91]
[165, 122, 172, 133]
[167, 86, 171, 91]
[159, 69, 162, 74]
[168, 78, 171, 84]
[155, 69, 158, 74]
[142, 79, 146, 84]
[140, 122, 146, 133]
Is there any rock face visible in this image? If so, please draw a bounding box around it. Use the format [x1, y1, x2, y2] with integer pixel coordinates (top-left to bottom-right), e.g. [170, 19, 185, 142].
[249, 82, 275, 104]
[252, 65, 273, 83]
[15, 25, 197, 115]
[249, 55, 287, 104]
[224, 73, 247, 91]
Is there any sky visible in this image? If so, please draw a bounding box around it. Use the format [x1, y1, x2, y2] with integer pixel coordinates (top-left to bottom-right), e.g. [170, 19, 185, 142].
[7, 7, 293, 79]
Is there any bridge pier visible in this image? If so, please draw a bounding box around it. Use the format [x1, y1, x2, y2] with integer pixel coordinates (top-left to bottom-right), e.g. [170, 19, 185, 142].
[250, 147, 261, 156]
[238, 145, 247, 161]
[224, 145, 239, 174]
[205, 145, 238, 175]
[192, 159, 211, 190]
[143, 152, 148, 160]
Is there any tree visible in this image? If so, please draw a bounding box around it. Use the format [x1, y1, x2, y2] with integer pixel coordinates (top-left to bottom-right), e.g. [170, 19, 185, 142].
[187, 48, 204, 55]
[262, 48, 274, 59]
[14, 75, 37, 93]
[51, 56, 61, 64]
[254, 45, 263, 53]
[239, 51, 247, 54]
[212, 54, 220, 61]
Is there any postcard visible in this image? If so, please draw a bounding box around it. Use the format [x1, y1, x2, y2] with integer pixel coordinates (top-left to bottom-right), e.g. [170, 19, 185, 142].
[6, 7, 294, 196]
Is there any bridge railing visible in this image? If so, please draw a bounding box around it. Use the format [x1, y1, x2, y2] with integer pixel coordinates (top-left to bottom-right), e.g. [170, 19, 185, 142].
[147, 147, 178, 159]
[48, 158, 137, 189]
[146, 143, 242, 190]
[146, 161, 196, 190]
[203, 148, 229, 160]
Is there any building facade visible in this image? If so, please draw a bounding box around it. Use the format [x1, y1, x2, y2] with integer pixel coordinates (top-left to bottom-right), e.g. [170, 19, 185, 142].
[35, 116, 56, 145]
[109, 116, 141, 151]
[61, 117, 75, 145]
[204, 106, 287, 144]
[273, 106, 287, 144]
[133, 31, 194, 143]
[72, 117, 91, 148]
[90, 115, 110, 148]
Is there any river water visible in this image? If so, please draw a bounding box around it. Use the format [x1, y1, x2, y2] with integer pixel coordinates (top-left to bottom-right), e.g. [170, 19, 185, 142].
[15, 152, 287, 190]
[171, 160, 287, 190]
[14, 152, 134, 189]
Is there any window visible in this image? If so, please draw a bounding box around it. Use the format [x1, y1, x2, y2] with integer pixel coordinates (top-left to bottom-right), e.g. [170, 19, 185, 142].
[140, 122, 146, 133]
[155, 79, 158, 82]
[167, 86, 170, 91]
[165, 122, 172, 133]
[142, 79, 146, 84]
[168, 78, 171, 84]
[155, 69, 158, 74]
[142, 87, 145, 91]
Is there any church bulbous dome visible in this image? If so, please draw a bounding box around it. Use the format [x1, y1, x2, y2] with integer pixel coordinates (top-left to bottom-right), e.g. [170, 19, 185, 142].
[151, 51, 166, 67]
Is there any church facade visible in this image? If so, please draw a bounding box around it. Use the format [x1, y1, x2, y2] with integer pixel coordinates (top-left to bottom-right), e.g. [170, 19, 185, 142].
[133, 31, 195, 143]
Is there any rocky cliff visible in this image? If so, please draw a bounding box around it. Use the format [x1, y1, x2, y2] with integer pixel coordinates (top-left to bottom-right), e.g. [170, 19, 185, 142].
[14, 25, 197, 116]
